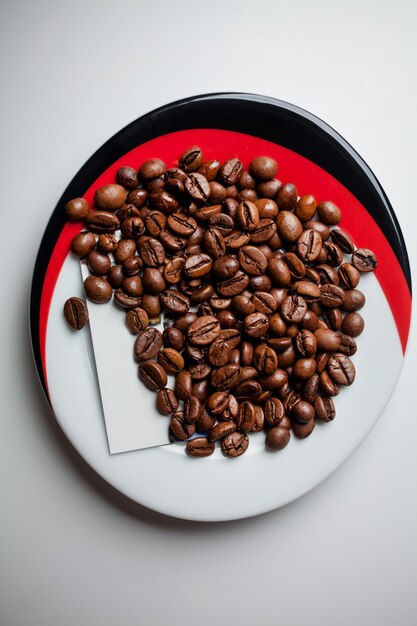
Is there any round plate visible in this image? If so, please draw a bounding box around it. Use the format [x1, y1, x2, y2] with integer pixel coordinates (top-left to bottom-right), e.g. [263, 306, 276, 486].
[30, 93, 412, 521]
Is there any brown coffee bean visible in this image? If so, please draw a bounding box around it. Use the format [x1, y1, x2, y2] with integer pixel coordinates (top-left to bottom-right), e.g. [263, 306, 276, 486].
[219, 157, 244, 185]
[160, 289, 190, 315]
[141, 294, 162, 318]
[276, 211, 303, 242]
[208, 421, 236, 443]
[221, 431, 249, 457]
[294, 195, 317, 221]
[208, 338, 231, 367]
[83, 275, 112, 303]
[259, 368, 288, 390]
[107, 265, 124, 288]
[137, 237, 166, 266]
[116, 166, 139, 189]
[264, 397, 285, 426]
[293, 357, 316, 381]
[139, 158, 167, 180]
[282, 252, 306, 279]
[320, 284, 345, 308]
[134, 327, 163, 362]
[249, 156, 278, 181]
[237, 201, 260, 232]
[314, 328, 341, 352]
[314, 396, 336, 422]
[157, 348, 184, 375]
[238, 245, 267, 275]
[94, 184, 127, 211]
[184, 173, 210, 203]
[211, 364, 241, 389]
[292, 419, 315, 439]
[338, 262, 361, 289]
[319, 370, 340, 397]
[65, 197, 90, 221]
[96, 233, 118, 254]
[302, 372, 319, 403]
[184, 396, 203, 424]
[235, 401, 255, 432]
[317, 200, 342, 225]
[217, 271, 250, 297]
[126, 188, 148, 208]
[207, 390, 230, 415]
[352, 248, 378, 272]
[179, 145, 203, 172]
[163, 326, 185, 351]
[186, 437, 215, 457]
[252, 344, 277, 375]
[144, 211, 166, 237]
[126, 307, 149, 334]
[281, 295, 307, 323]
[71, 231, 96, 257]
[156, 388, 179, 415]
[341, 289, 365, 312]
[138, 360, 167, 391]
[86, 250, 111, 276]
[341, 312, 365, 337]
[242, 312, 268, 338]
[265, 426, 291, 451]
[223, 230, 251, 249]
[276, 182, 298, 211]
[170, 411, 195, 440]
[198, 159, 221, 181]
[196, 410, 216, 433]
[187, 316, 221, 345]
[295, 329, 317, 357]
[296, 229, 322, 262]
[183, 253, 213, 278]
[175, 370, 192, 400]
[64, 297, 88, 330]
[292, 400, 315, 423]
[328, 353, 356, 385]
[85, 211, 120, 234]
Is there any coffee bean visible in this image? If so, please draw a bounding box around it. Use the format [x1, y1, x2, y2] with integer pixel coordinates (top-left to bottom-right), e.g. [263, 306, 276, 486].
[163, 326, 185, 351]
[87, 250, 111, 275]
[264, 397, 285, 426]
[186, 437, 215, 457]
[71, 231, 96, 257]
[328, 353, 355, 385]
[276, 182, 298, 211]
[138, 360, 167, 391]
[296, 229, 322, 262]
[188, 316, 221, 345]
[302, 372, 319, 403]
[160, 289, 190, 315]
[341, 311, 365, 337]
[242, 312, 269, 338]
[156, 388, 179, 415]
[108, 264, 124, 288]
[314, 328, 341, 352]
[338, 262, 360, 289]
[185, 173, 210, 203]
[65, 197, 90, 221]
[184, 395, 203, 424]
[320, 284, 345, 308]
[281, 295, 307, 323]
[134, 327, 163, 362]
[352, 248, 378, 272]
[170, 411, 195, 440]
[126, 307, 149, 334]
[314, 396, 336, 422]
[97, 233, 118, 254]
[219, 157, 244, 185]
[85, 211, 120, 234]
[292, 419, 315, 439]
[84, 275, 112, 303]
[265, 426, 290, 451]
[249, 156, 278, 181]
[198, 160, 221, 181]
[180, 146, 203, 172]
[140, 294, 162, 318]
[126, 188, 148, 209]
[342, 289, 365, 312]
[196, 410, 216, 433]
[238, 245, 267, 275]
[114, 288, 142, 309]
[94, 184, 127, 211]
[203, 228, 226, 258]
[317, 201, 342, 225]
[292, 400, 315, 423]
[295, 329, 317, 357]
[319, 370, 340, 397]
[208, 421, 236, 442]
[237, 201, 260, 232]
[64, 297, 88, 330]
[221, 431, 249, 457]
[175, 370, 192, 400]
[295, 195, 317, 222]
[211, 364, 241, 389]
[158, 348, 184, 374]
[208, 338, 231, 367]
[116, 166, 139, 189]
[217, 271, 250, 297]
[139, 158, 167, 180]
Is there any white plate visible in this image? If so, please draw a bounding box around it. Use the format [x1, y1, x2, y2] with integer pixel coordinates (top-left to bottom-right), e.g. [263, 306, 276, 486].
[31, 94, 412, 521]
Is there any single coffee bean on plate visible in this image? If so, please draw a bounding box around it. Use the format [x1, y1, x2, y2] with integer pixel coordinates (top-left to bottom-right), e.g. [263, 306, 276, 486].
[156, 388, 179, 415]
[138, 360, 167, 391]
[64, 297, 89, 330]
[221, 431, 249, 458]
[186, 437, 215, 458]
[134, 327, 163, 361]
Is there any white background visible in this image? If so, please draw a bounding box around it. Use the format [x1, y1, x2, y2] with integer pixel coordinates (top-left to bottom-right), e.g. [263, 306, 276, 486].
[1, 1, 416, 625]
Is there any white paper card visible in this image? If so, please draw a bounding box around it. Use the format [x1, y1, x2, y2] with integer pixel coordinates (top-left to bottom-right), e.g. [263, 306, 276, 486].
[80, 262, 171, 454]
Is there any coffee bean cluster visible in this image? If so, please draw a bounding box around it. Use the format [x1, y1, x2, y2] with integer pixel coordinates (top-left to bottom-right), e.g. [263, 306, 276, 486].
[64, 146, 378, 458]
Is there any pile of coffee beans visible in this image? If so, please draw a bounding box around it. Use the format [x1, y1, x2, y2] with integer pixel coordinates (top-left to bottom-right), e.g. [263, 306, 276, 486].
[64, 146, 378, 458]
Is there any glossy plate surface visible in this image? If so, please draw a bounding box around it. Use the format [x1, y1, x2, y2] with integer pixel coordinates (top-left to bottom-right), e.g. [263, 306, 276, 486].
[30, 94, 412, 521]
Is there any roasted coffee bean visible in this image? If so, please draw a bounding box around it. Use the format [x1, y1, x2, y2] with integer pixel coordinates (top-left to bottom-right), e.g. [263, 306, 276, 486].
[196, 410, 216, 433]
[183, 396, 203, 424]
[249, 156, 278, 181]
[157, 348, 184, 375]
[211, 364, 241, 389]
[265, 426, 290, 451]
[221, 431, 249, 457]
[208, 338, 231, 367]
[259, 368, 288, 390]
[329, 228, 354, 253]
[198, 159, 221, 181]
[126, 307, 149, 334]
[94, 184, 127, 211]
[319, 370, 340, 397]
[96, 233, 118, 254]
[264, 397, 285, 426]
[314, 396, 336, 422]
[338, 262, 360, 289]
[282, 252, 306, 279]
[293, 357, 316, 381]
[237, 201, 260, 232]
[276, 211, 303, 242]
[163, 326, 185, 351]
[328, 353, 356, 385]
[249, 218, 277, 244]
[292, 419, 315, 439]
[302, 372, 319, 403]
[317, 200, 342, 225]
[114, 288, 142, 309]
[183, 253, 212, 278]
[139, 158, 166, 180]
[192, 379, 209, 402]
[141, 294, 162, 318]
[107, 264, 124, 288]
[144, 211, 166, 237]
[217, 271, 250, 297]
[235, 401, 255, 432]
[295, 329, 317, 357]
[138, 360, 167, 391]
[167, 213, 197, 238]
[342, 289, 365, 312]
[209, 181, 227, 203]
[305, 220, 330, 241]
[296, 229, 322, 262]
[243, 312, 269, 338]
[64, 297, 89, 330]
[320, 284, 345, 308]
[252, 344, 278, 375]
[175, 370, 192, 400]
[126, 188, 148, 209]
[208, 213, 235, 236]
[252, 292, 277, 315]
[188, 316, 220, 345]
[186, 436, 215, 457]
[203, 228, 226, 258]
[170, 411, 195, 440]
[137, 237, 165, 266]
[323, 241, 344, 267]
[212, 256, 239, 280]
[180, 145, 203, 172]
[352, 248, 378, 272]
[116, 165, 139, 189]
[216, 310, 237, 328]
[224, 230, 251, 249]
[160, 289, 190, 315]
[238, 245, 267, 275]
[268, 257, 291, 286]
[322, 307, 343, 331]
[122, 274, 143, 297]
[163, 258, 183, 284]
[84, 275, 112, 303]
[295, 195, 317, 222]
[208, 421, 236, 443]
[341, 311, 365, 337]
[156, 388, 179, 415]
[65, 197, 90, 221]
[292, 400, 315, 423]
[120, 216, 145, 239]
[86, 250, 111, 276]
[184, 173, 210, 202]
[188, 362, 211, 380]
[219, 157, 244, 185]
[134, 327, 163, 361]
[281, 295, 307, 323]
[71, 231, 97, 257]
[257, 179, 281, 199]
[314, 328, 341, 352]
[276, 182, 298, 211]
[293, 280, 321, 303]
[207, 390, 230, 415]
[85, 211, 120, 234]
